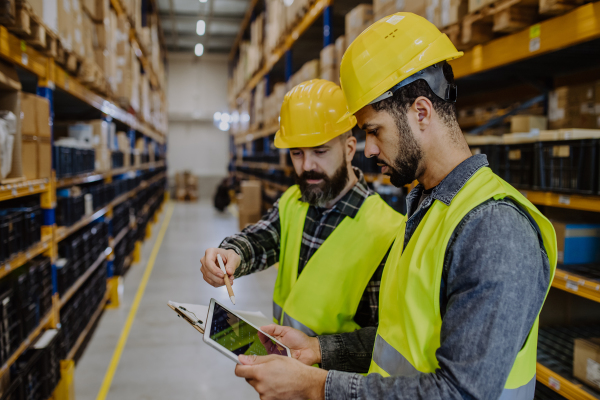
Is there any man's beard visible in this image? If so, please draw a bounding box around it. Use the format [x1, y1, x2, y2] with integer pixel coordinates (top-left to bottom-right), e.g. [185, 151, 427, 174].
[378, 112, 423, 188]
[295, 161, 350, 207]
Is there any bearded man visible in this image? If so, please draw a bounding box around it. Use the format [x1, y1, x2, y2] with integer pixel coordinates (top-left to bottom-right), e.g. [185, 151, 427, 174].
[200, 79, 403, 336]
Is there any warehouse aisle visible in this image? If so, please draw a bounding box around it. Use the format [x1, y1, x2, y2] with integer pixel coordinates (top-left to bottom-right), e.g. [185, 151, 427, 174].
[74, 201, 277, 400]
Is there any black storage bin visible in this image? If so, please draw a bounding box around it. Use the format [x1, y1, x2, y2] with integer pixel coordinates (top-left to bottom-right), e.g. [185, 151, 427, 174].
[111, 151, 124, 169]
[470, 144, 501, 175]
[0, 288, 22, 365]
[0, 375, 23, 400]
[498, 143, 535, 189]
[534, 139, 600, 195]
[0, 212, 23, 263]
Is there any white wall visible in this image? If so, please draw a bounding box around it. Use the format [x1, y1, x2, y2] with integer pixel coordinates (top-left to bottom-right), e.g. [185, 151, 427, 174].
[166, 52, 231, 198]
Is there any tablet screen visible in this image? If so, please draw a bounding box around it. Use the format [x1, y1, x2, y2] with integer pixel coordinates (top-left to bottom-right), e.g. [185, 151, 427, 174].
[209, 303, 288, 357]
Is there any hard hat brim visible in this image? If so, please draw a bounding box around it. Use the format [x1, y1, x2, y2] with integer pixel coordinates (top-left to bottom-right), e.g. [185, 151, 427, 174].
[275, 115, 357, 149]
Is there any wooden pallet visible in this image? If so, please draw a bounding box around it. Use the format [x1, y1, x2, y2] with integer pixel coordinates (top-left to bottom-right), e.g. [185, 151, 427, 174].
[460, 0, 587, 48]
[2, 0, 58, 57]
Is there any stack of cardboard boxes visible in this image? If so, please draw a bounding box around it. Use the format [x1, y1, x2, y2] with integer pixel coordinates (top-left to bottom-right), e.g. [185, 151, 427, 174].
[373, 0, 468, 30]
[174, 171, 199, 202]
[237, 180, 262, 230]
[345, 4, 373, 45]
[549, 81, 600, 130]
[20, 93, 52, 180]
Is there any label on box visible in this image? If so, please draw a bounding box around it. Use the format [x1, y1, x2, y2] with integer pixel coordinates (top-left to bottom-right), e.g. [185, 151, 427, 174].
[587, 358, 600, 387]
[566, 280, 579, 292]
[548, 376, 560, 390]
[508, 149, 521, 160]
[552, 145, 570, 158]
[21, 53, 28, 66]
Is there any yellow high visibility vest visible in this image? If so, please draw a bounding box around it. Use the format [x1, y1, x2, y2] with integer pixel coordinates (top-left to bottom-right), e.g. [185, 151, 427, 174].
[369, 167, 557, 399]
[274, 185, 403, 336]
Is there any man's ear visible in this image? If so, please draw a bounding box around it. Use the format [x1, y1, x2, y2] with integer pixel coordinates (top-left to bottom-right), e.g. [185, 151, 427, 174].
[412, 96, 433, 129]
[346, 134, 357, 161]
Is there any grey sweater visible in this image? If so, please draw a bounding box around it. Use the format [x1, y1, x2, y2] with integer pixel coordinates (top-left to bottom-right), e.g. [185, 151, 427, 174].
[318, 154, 551, 400]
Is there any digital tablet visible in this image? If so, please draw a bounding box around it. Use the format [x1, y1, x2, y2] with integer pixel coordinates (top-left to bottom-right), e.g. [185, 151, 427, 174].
[204, 298, 291, 364]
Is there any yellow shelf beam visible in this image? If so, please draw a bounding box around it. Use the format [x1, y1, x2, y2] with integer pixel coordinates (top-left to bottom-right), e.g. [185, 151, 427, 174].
[233, 0, 332, 104]
[0, 310, 53, 380]
[55, 161, 166, 189]
[537, 362, 599, 400]
[521, 190, 600, 213]
[0, 239, 52, 280]
[0, 26, 48, 78]
[552, 269, 600, 304]
[451, 2, 600, 79]
[66, 294, 108, 361]
[234, 123, 279, 145]
[0, 178, 51, 201]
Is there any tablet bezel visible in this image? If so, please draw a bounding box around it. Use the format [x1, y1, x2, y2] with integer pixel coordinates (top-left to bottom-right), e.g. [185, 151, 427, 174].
[203, 298, 291, 364]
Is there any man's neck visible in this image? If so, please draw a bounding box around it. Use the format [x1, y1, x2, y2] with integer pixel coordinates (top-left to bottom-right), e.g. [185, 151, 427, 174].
[324, 166, 358, 208]
[418, 142, 472, 190]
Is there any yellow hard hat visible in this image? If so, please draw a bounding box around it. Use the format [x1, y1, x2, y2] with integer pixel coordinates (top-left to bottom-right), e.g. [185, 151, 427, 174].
[338, 12, 464, 121]
[275, 79, 357, 149]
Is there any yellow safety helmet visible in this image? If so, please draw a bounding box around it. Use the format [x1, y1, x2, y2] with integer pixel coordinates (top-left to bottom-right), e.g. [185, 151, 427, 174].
[275, 79, 357, 149]
[338, 12, 464, 122]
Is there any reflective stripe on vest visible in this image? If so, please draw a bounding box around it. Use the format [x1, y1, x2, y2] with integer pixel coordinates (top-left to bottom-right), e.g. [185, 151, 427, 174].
[369, 167, 557, 396]
[373, 334, 537, 399]
[274, 185, 403, 336]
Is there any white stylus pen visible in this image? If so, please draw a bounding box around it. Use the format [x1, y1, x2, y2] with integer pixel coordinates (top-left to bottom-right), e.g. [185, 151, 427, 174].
[217, 254, 236, 305]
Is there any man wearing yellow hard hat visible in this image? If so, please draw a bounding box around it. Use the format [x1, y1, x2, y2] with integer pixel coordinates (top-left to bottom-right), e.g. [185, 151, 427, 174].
[234, 13, 557, 400]
[201, 79, 402, 337]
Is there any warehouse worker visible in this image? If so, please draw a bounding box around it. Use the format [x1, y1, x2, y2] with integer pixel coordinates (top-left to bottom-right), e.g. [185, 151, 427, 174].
[233, 13, 557, 400]
[201, 79, 403, 336]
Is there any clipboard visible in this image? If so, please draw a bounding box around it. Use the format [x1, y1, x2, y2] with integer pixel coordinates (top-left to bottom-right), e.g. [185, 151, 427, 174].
[167, 301, 206, 334]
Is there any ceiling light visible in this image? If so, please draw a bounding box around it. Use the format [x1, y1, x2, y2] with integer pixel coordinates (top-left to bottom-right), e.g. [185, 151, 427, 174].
[196, 20, 206, 36]
[199, 0, 207, 3]
[195, 43, 204, 56]
[221, 113, 231, 123]
[283, 0, 293, 6]
[219, 121, 230, 131]
[213, 112, 222, 121]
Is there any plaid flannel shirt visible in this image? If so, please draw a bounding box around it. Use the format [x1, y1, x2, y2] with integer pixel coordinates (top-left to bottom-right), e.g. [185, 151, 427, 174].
[220, 167, 390, 328]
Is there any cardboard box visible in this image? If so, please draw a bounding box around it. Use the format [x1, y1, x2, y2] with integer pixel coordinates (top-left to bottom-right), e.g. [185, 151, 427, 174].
[29, 0, 58, 32]
[320, 44, 336, 70]
[35, 96, 50, 137]
[574, 338, 600, 390]
[57, 0, 73, 51]
[21, 135, 38, 179]
[335, 36, 346, 65]
[549, 83, 598, 130]
[346, 4, 373, 45]
[320, 67, 338, 84]
[240, 180, 262, 214]
[511, 115, 548, 133]
[20, 93, 37, 136]
[239, 208, 262, 231]
[82, 0, 108, 22]
[374, 0, 402, 20]
[38, 137, 51, 178]
[20, 94, 50, 137]
[72, 0, 85, 57]
[468, 0, 494, 12]
[552, 221, 600, 264]
[427, 0, 468, 28]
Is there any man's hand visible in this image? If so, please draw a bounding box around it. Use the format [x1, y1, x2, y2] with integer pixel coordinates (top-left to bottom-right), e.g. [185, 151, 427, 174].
[235, 354, 327, 400]
[200, 248, 240, 287]
[260, 325, 321, 366]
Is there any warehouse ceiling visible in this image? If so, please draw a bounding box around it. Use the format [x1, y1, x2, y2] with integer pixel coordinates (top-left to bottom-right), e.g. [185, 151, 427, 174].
[156, 0, 249, 54]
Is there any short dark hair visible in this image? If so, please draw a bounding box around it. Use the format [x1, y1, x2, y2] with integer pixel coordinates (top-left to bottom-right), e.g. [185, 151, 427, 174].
[371, 61, 458, 127]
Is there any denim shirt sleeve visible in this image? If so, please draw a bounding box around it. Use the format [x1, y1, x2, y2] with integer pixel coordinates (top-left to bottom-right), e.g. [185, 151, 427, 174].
[322, 198, 550, 400]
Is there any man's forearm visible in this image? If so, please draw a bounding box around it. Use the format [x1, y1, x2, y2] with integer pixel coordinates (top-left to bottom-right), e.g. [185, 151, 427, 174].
[318, 327, 376, 373]
[219, 203, 281, 277]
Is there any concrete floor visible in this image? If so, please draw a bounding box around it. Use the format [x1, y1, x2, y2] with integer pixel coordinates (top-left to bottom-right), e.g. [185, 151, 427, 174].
[74, 201, 276, 400]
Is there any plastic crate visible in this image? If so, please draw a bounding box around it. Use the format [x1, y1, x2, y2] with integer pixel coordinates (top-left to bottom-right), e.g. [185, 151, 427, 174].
[534, 139, 600, 195]
[0, 376, 23, 400]
[470, 144, 501, 176]
[0, 289, 22, 366]
[498, 143, 535, 189]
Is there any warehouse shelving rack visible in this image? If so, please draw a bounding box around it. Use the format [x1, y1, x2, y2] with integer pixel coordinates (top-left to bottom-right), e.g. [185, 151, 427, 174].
[229, 1, 600, 399]
[0, 0, 169, 395]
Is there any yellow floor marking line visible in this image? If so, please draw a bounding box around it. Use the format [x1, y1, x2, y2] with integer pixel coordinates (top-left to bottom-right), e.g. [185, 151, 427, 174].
[96, 202, 175, 400]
